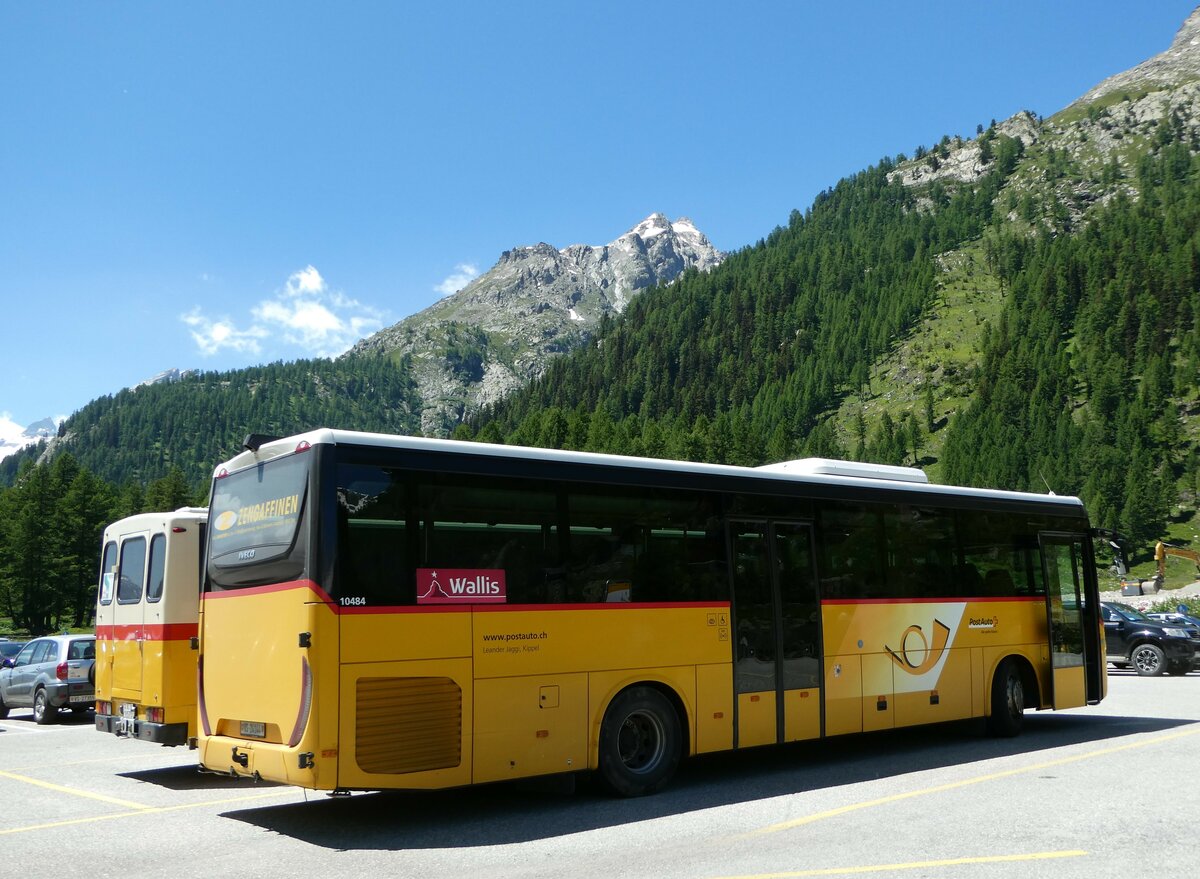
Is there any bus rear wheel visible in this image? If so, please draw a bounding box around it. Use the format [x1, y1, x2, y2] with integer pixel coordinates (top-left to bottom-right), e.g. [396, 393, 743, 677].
[986, 658, 1024, 738]
[598, 686, 682, 797]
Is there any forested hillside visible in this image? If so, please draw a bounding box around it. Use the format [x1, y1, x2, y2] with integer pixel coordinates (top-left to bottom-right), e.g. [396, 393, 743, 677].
[0, 356, 421, 490]
[468, 110, 1200, 561]
[468, 139, 1023, 465]
[942, 138, 1200, 546]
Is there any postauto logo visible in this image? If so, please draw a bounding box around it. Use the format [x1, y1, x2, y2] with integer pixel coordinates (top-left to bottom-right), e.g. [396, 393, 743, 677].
[215, 510, 238, 532]
[886, 619, 951, 675]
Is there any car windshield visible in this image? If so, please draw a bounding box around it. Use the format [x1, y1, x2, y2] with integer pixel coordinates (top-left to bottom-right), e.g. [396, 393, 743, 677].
[1114, 605, 1152, 622]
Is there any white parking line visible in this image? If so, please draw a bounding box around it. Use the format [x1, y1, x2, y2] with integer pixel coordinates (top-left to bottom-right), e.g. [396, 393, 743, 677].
[0, 724, 96, 735]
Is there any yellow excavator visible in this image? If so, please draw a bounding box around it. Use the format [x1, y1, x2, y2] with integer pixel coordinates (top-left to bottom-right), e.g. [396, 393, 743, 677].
[1153, 541, 1200, 590]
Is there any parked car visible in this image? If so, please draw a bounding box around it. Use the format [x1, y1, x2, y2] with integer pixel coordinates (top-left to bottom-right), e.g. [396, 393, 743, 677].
[0, 634, 96, 723]
[0, 639, 25, 664]
[1101, 601, 1200, 676]
[1146, 611, 1200, 634]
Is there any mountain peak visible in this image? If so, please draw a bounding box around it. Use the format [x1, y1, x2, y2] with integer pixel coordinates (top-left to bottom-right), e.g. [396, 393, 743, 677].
[1070, 7, 1200, 107]
[348, 214, 724, 435]
[626, 213, 672, 240]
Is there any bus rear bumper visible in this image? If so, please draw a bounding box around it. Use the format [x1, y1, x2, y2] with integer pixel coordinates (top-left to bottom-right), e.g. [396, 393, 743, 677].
[96, 713, 189, 746]
[199, 736, 324, 789]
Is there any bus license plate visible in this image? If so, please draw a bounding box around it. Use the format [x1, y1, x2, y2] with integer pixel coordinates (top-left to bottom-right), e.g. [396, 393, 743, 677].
[240, 721, 266, 738]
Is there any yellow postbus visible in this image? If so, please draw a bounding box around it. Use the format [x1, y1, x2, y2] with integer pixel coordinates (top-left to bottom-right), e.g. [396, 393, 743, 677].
[95, 508, 207, 746]
[197, 430, 1104, 796]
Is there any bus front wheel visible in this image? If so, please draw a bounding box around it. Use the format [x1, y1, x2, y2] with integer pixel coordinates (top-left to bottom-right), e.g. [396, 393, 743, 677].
[598, 686, 682, 797]
[986, 659, 1024, 738]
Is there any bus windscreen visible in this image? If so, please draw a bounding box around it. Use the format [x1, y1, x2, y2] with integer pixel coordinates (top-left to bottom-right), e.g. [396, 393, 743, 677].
[207, 453, 309, 589]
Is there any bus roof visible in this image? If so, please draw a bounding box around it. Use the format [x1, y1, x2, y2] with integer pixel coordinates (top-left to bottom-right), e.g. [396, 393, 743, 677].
[213, 428, 1085, 514]
[103, 508, 208, 537]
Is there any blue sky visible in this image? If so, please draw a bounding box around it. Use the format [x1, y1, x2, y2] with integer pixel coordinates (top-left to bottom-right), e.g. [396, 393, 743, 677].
[2, 1, 1196, 429]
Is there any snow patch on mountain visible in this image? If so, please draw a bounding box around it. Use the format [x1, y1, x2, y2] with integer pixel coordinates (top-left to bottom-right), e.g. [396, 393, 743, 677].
[0, 415, 61, 463]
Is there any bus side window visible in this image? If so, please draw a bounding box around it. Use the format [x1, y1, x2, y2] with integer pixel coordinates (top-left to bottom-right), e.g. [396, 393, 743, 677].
[335, 466, 413, 606]
[99, 541, 117, 605]
[146, 533, 166, 603]
[118, 537, 147, 604]
[819, 501, 885, 600]
[417, 475, 559, 605]
[954, 563, 983, 597]
[984, 568, 1015, 596]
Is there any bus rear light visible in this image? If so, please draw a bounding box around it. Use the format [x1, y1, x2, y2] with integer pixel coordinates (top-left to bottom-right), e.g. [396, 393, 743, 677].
[147, 707, 165, 724]
[56, 662, 68, 681]
[172, 526, 187, 533]
[97, 701, 112, 716]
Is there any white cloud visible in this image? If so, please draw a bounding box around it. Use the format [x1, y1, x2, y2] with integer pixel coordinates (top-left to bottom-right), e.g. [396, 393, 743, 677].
[436, 263, 479, 296]
[286, 265, 326, 297]
[181, 308, 268, 356]
[181, 266, 385, 359]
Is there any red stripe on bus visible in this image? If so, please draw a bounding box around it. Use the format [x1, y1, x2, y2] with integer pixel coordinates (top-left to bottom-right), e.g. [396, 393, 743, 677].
[339, 601, 730, 615]
[202, 579, 334, 605]
[820, 595, 1045, 606]
[94, 622, 199, 641]
[473, 601, 729, 612]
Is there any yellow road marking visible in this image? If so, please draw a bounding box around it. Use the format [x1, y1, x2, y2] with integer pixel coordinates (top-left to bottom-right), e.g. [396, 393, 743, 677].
[0, 768, 150, 810]
[712, 849, 1087, 878]
[0, 789, 297, 835]
[750, 725, 1200, 837]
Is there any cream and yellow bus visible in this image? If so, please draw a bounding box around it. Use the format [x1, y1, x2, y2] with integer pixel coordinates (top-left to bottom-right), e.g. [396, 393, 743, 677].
[95, 508, 207, 746]
[197, 430, 1104, 796]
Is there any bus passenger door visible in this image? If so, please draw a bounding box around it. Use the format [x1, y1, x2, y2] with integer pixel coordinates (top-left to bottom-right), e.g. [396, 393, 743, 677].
[1041, 534, 1098, 708]
[111, 534, 148, 697]
[730, 521, 822, 748]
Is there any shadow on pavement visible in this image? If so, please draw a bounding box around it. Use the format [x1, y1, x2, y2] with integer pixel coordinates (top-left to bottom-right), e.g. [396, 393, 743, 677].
[221, 711, 1196, 851]
[121, 764, 284, 791]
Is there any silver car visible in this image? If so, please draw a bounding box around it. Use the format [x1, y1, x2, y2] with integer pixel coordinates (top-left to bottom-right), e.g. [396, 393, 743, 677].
[0, 634, 96, 724]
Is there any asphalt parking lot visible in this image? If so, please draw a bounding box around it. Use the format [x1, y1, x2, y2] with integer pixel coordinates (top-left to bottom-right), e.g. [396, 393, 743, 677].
[3, 671, 1200, 879]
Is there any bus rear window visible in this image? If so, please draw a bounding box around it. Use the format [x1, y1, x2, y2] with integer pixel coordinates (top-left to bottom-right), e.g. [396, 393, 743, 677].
[208, 453, 309, 589]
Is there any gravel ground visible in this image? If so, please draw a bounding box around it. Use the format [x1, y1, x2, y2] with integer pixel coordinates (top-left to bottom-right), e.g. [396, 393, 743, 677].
[1100, 578, 1200, 609]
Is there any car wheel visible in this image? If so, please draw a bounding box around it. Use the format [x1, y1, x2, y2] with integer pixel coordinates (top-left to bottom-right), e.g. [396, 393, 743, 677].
[597, 686, 682, 797]
[986, 658, 1025, 737]
[1131, 643, 1166, 677]
[33, 688, 58, 725]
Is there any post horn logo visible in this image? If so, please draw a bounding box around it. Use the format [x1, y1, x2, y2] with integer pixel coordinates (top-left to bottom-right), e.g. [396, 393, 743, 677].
[885, 619, 951, 675]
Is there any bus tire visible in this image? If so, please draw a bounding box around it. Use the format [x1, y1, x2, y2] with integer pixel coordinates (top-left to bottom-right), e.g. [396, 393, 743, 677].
[597, 686, 682, 797]
[33, 688, 57, 725]
[986, 658, 1024, 738]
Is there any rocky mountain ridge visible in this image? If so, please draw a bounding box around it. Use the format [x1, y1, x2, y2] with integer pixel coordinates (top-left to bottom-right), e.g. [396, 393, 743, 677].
[886, 7, 1200, 236]
[1071, 8, 1200, 107]
[349, 213, 723, 435]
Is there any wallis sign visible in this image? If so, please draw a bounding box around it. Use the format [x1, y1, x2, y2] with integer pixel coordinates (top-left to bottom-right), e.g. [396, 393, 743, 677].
[416, 568, 507, 605]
